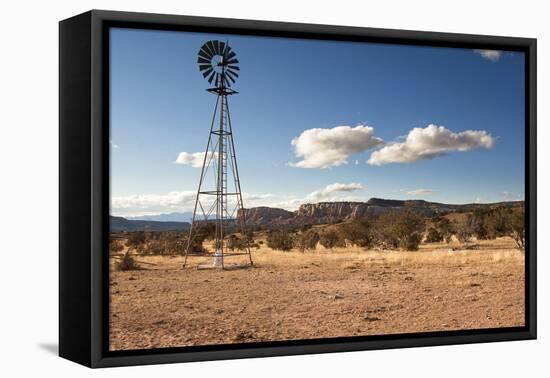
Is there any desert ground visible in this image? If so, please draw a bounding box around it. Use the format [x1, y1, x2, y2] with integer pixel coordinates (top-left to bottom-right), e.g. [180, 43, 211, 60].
[109, 236, 524, 351]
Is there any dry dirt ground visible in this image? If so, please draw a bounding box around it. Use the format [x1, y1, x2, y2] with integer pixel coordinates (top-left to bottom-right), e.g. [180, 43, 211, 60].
[109, 237, 524, 351]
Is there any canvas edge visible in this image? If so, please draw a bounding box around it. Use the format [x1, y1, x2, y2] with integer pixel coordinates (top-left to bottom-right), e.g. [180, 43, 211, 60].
[59, 10, 94, 367]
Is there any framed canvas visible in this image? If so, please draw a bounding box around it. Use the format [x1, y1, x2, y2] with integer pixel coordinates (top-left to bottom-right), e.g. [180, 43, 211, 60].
[59, 10, 536, 368]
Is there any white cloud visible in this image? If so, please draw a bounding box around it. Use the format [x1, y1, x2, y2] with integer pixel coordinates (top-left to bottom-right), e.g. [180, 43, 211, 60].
[290, 125, 383, 168]
[111, 191, 282, 217]
[305, 182, 364, 202]
[368, 124, 494, 165]
[111, 183, 368, 217]
[501, 192, 523, 201]
[474, 197, 482, 204]
[406, 189, 433, 196]
[110, 140, 119, 149]
[268, 197, 304, 210]
[175, 151, 217, 168]
[111, 191, 197, 216]
[474, 49, 503, 62]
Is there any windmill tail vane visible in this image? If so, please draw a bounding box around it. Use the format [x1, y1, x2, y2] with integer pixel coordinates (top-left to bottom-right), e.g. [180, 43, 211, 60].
[184, 40, 253, 269]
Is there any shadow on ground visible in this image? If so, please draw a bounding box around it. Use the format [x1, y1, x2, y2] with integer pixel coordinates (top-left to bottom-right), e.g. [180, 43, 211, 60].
[38, 343, 58, 355]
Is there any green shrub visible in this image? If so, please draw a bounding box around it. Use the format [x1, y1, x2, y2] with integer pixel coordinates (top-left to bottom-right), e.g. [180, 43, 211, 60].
[509, 209, 525, 250]
[267, 230, 295, 251]
[299, 224, 312, 232]
[296, 230, 320, 252]
[116, 252, 140, 271]
[227, 235, 249, 251]
[319, 229, 344, 250]
[340, 219, 375, 249]
[425, 227, 443, 243]
[372, 212, 400, 249]
[393, 211, 425, 251]
[485, 207, 512, 239]
[126, 231, 146, 250]
[455, 216, 475, 244]
[109, 240, 124, 253]
[434, 217, 454, 243]
[145, 240, 164, 255]
[428, 215, 454, 242]
[186, 233, 207, 254]
[469, 209, 490, 239]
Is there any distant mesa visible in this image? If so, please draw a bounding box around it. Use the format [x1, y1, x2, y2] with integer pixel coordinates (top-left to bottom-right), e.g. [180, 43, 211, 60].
[239, 206, 294, 224]
[237, 198, 524, 229]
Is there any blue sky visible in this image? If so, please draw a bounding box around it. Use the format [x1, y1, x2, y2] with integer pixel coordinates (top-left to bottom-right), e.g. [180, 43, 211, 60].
[110, 27, 525, 217]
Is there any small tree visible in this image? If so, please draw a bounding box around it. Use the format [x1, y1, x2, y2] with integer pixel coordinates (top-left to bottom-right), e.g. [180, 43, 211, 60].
[340, 219, 374, 249]
[509, 210, 525, 250]
[455, 216, 475, 244]
[116, 251, 140, 271]
[126, 231, 146, 252]
[146, 240, 164, 255]
[244, 230, 254, 243]
[470, 209, 490, 240]
[425, 216, 454, 243]
[425, 227, 443, 243]
[296, 230, 320, 252]
[299, 224, 312, 233]
[372, 212, 400, 249]
[436, 217, 454, 243]
[393, 211, 425, 251]
[267, 230, 295, 251]
[485, 207, 512, 239]
[227, 235, 248, 251]
[184, 231, 207, 254]
[109, 239, 124, 253]
[319, 229, 343, 250]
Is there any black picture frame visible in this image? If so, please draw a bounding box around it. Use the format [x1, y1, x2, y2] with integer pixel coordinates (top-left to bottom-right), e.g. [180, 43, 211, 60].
[59, 9, 537, 368]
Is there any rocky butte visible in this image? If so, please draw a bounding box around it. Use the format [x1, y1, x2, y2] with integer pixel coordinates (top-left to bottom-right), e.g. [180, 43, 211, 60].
[237, 198, 524, 229]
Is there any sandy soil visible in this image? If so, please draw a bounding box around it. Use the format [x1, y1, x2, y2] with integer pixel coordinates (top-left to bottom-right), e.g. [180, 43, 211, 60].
[109, 237, 524, 351]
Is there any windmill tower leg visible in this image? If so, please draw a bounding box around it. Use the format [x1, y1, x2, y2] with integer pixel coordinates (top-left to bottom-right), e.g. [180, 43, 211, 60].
[226, 102, 253, 266]
[183, 97, 220, 268]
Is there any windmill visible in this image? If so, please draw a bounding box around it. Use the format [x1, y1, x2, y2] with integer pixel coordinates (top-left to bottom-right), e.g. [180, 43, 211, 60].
[183, 40, 253, 269]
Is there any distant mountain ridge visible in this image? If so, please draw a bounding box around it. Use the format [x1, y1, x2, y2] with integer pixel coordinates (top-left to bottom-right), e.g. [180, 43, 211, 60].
[127, 212, 223, 223]
[112, 198, 524, 232]
[127, 212, 195, 223]
[110, 216, 190, 232]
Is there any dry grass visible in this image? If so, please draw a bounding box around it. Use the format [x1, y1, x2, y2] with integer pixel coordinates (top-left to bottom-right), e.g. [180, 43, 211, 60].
[109, 237, 524, 351]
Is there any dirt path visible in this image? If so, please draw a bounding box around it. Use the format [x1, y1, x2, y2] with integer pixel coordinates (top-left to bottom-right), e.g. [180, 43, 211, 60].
[109, 238, 524, 351]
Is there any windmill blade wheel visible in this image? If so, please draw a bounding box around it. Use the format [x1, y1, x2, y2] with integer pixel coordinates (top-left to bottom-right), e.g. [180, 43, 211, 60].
[197, 40, 240, 88]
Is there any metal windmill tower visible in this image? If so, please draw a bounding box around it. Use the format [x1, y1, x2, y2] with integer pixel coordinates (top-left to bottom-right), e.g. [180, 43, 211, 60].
[183, 40, 253, 269]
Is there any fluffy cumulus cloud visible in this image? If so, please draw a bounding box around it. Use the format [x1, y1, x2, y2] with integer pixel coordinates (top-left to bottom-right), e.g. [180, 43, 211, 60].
[305, 182, 364, 202]
[174, 151, 218, 168]
[290, 125, 383, 168]
[406, 189, 433, 196]
[474, 49, 503, 62]
[367, 124, 494, 166]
